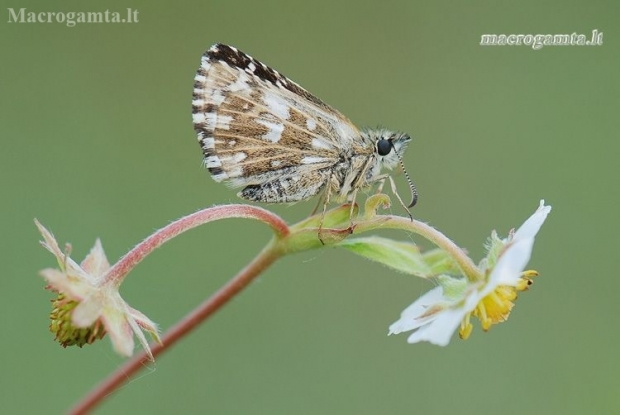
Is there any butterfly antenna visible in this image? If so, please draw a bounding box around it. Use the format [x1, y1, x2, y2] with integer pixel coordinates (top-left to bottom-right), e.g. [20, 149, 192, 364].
[394, 149, 418, 208]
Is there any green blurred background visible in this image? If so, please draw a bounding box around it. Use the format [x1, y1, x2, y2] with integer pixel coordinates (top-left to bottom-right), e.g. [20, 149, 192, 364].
[2, 0, 618, 413]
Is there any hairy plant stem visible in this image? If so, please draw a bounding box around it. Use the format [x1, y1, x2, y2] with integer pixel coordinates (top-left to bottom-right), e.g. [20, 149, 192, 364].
[69, 241, 282, 415]
[105, 205, 288, 287]
[354, 215, 482, 282]
[67, 203, 479, 414]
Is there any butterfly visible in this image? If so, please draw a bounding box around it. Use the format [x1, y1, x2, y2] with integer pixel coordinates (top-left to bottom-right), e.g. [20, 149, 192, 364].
[192, 44, 417, 240]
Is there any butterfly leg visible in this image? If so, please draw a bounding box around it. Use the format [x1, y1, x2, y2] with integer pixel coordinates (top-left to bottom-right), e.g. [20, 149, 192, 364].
[347, 188, 358, 229]
[374, 177, 386, 194]
[370, 174, 413, 221]
[317, 177, 334, 244]
[310, 189, 326, 217]
[388, 175, 413, 221]
[317, 173, 354, 244]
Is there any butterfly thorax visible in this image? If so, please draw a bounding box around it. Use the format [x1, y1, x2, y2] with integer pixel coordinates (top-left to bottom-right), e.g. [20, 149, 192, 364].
[326, 129, 410, 201]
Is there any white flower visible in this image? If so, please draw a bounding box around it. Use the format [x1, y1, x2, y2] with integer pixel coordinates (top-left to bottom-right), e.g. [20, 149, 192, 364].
[389, 200, 551, 346]
[36, 220, 161, 360]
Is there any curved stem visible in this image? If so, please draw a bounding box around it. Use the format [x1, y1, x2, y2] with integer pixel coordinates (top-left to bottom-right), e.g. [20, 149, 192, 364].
[68, 242, 281, 415]
[354, 215, 482, 281]
[106, 205, 289, 286]
[66, 205, 481, 414]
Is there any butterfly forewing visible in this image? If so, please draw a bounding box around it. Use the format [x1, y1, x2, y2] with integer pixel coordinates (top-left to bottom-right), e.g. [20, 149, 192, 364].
[192, 44, 363, 201]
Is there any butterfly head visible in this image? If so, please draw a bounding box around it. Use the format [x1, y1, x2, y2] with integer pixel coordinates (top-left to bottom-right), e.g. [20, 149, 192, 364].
[370, 130, 411, 169]
[364, 129, 417, 208]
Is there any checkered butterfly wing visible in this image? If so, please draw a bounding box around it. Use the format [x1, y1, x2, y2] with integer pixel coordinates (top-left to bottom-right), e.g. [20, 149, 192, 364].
[192, 44, 363, 202]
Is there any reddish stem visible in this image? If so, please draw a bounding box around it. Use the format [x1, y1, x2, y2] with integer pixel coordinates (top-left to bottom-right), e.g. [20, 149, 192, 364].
[106, 204, 288, 286]
[68, 244, 280, 415]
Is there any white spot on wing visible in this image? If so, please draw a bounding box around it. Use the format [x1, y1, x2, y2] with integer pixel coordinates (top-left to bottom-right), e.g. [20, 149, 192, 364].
[228, 165, 243, 178]
[336, 121, 358, 142]
[271, 160, 282, 167]
[280, 178, 290, 191]
[211, 172, 227, 182]
[311, 138, 333, 150]
[301, 156, 329, 164]
[227, 73, 250, 92]
[192, 113, 206, 124]
[219, 152, 246, 164]
[210, 89, 225, 105]
[256, 119, 284, 142]
[216, 115, 233, 130]
[263, 92, 290, 120]
[204, 112, 217, 130]
[202, 136, 215, 148]
[205, 156, 222, 168]
[306, 118, 317, 131]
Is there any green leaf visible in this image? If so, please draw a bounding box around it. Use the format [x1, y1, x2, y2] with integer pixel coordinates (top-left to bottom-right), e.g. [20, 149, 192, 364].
[422, 248, 463, 276]
[338, 236, 433, 278]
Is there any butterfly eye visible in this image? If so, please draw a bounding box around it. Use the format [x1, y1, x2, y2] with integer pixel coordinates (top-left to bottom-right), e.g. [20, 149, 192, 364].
[376, 139, 392, 156]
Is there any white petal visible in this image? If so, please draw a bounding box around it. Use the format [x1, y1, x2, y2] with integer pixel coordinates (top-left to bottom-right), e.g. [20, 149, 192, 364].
[39, 268, 94, 300]
[100, 307, 135, 357]
[35, 220, 65, 261]
[514, 200, 551, 241]
[388, 287, 444, 334]
[72, 295, 104, 327]
[407, 284, 483, 346]
[390, 200, 552, 348]
[406, 306, 465, 346]
[126, 314, 155, 361]
[489, 238, 535, 287]
[80, 238, 110, 277]
[36, 220, 93, 282]
[129, 307, 160, 335]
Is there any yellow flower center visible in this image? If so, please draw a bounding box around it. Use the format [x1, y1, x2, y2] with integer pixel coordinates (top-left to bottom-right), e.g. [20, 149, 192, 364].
[49, 293, 106, 348]
[459, 270, 538, 340]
